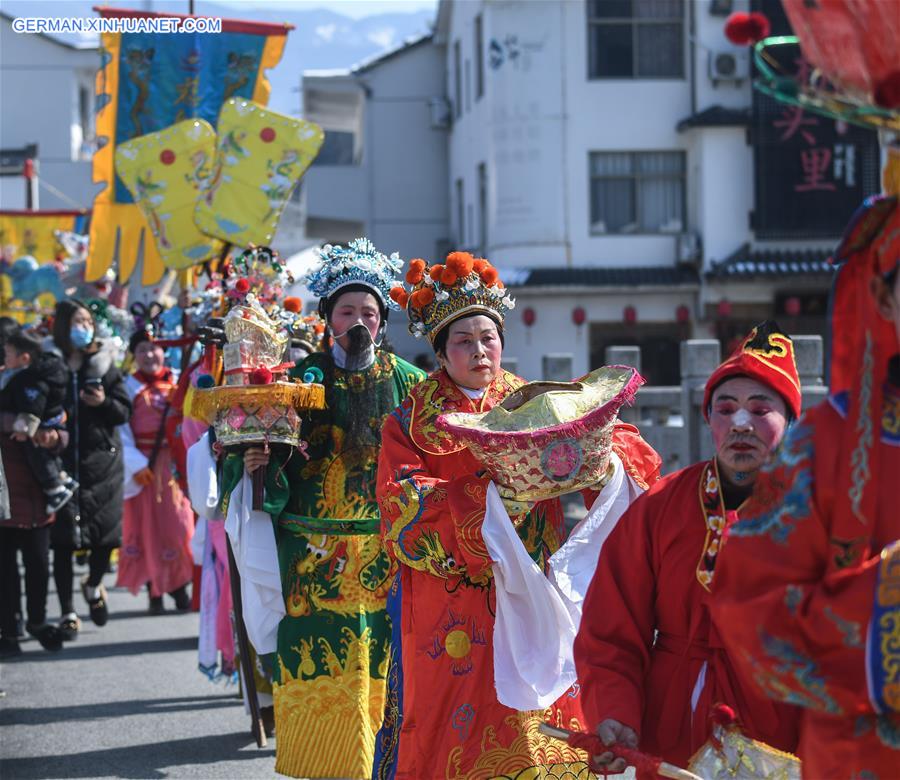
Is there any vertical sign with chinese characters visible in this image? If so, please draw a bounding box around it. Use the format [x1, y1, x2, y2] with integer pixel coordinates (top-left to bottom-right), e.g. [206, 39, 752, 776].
[751, 0, 880, 239]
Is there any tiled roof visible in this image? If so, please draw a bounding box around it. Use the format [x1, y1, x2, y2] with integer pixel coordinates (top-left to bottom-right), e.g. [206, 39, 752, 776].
[676, 105, 751, 132]
[503, 266, 700, 288]
[706, 244, 834, 279]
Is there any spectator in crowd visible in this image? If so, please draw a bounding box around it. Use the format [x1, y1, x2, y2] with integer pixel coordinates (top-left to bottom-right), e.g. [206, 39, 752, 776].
[49, 301, 131, 639]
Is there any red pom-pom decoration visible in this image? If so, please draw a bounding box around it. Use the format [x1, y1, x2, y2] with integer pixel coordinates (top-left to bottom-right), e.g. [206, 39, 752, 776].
[235, 278, 251, 294]
[409, 258, 426, 273]
[411, 288, 435, 309]
[445, 251, 475, 277]
[406, 268, 424, 285]
[472, 258, 488, 274]
[746, 12, 770, 43]
[390, 286, 410, 307]
[249, 367, 273, 385]
[480, 267, 499, 286]
[429, 264, 445, 281]
[724, 12, 751, 45]
[440, 268, 459, 286]
[283, 297, 302, 313]
[874, 70, 900, 109]
[725, 11, 769, 45]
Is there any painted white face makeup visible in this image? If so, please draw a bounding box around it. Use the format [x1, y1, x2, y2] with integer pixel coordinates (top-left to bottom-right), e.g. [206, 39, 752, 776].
[731, 408, 752, 428]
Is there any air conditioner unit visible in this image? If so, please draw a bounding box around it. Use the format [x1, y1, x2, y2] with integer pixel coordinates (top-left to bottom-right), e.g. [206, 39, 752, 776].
[429, 97, 452, 129]
[708, 50, 750, 83]
[677, 232, 701, 265]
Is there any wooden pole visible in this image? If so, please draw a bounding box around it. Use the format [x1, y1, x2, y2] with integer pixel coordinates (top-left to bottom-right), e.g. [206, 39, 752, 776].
[226, 536, 267, 748]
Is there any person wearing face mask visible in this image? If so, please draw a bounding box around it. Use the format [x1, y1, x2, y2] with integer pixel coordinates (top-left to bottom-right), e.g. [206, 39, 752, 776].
[373, 252, 661, 779]
[237, 239, 425, 778]
[48, 300, 131, 639]
[573, 321, 802, 772]
[117, 329, 194, 614]
[712, 195, 900, 777]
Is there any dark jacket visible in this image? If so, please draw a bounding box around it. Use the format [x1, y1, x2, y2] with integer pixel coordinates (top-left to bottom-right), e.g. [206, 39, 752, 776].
[0, 350, 68, 426]
[50, 341, 131, 549]
[0, 423, 69, 529]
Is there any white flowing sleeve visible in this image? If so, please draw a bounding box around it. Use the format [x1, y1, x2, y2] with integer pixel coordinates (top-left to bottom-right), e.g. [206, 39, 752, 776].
[223, 472, 285, 655]
[120, 422, 148, 500]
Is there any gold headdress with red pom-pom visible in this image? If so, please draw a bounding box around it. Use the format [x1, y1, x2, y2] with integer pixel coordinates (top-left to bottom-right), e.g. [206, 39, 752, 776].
[390, 251, 515, 343]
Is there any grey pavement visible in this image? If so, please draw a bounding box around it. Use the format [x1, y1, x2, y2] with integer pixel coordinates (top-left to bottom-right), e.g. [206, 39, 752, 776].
[0, 572, 278, 780]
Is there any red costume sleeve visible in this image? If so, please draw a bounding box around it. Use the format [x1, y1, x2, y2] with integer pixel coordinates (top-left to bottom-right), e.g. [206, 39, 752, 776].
[377, 410, 495, 580]
[582, 423, 662, 508]
[574, 494, 656, 735]
[712, 419, 882, 718]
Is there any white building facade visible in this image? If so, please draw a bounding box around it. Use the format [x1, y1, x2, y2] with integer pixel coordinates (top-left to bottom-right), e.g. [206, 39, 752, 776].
[0, 13, 100, 212]
[437, 0, 872, 383]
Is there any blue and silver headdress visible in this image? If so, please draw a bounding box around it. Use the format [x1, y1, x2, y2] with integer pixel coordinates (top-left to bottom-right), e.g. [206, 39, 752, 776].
[302, 237, 402, 311]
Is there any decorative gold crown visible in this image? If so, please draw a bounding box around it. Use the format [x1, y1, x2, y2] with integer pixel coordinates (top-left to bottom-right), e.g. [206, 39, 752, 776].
[390, 252, 515, 343]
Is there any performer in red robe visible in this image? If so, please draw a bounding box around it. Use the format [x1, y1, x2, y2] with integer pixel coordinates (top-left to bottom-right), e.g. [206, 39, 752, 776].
[375, 253, 661, 779]
[712, 195, 900, 778]
[574, 321, 804, 771]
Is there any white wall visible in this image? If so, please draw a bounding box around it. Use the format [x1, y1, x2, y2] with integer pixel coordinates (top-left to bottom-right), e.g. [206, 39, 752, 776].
[0, 17, 100, 210]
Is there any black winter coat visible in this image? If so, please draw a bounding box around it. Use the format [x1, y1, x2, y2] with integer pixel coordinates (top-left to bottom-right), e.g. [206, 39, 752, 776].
[0, 350, 67, 423]
[51, 342, 131, 549]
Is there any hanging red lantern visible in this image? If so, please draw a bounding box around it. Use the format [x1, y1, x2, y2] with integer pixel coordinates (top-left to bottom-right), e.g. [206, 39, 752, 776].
[785, 296, 802, 316]
[522, 307, 536, 327]
[623, 305, 637, 325]
[572, 306, 586, 326]
[676, 304, 690, 324]
[717, 299, 732, 319]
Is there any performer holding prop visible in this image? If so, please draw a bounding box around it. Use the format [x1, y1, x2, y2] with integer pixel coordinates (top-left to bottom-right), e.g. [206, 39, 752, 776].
[374, 251, 660, 779]
[574, 322, 803, 772]
[712, 196, 900, 777]
[235, 239, 425, 779]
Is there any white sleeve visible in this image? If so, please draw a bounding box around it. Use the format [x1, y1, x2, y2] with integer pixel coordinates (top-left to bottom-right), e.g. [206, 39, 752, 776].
[186, 432, 219, 519]
[223, 473, 285, 655]
[120, 422, 149, 500]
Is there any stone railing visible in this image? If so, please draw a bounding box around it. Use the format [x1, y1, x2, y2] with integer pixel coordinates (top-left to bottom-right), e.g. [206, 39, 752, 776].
[605, 336, 826, 474]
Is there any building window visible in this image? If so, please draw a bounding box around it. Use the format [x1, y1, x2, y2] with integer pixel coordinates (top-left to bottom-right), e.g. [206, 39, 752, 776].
[587, 0, 685, 79]
[475, 14, 484, 100]
[589, 151, 685, 234]
[454, 41, 462, 119]
[478, 163, 487, 251]
[312, 131, 356, 165]
[456, 178, 465, 245]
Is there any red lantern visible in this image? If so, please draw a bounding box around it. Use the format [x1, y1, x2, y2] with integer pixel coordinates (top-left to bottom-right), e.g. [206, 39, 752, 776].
[22, 158, 35, 180]
[676, 304, 690, 324]
[572, 306, 586, 326]
[717, 299, 732, 319]
[785, 296, 802, 316]
[522, 307, 536, 327]
[623, 305, 637, 325]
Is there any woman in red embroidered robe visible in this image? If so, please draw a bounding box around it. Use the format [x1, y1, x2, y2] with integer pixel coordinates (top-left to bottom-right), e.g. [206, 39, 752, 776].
[375, 253, 660, 779]
[574, 322, 803, 771]
[118, 333, 194, 612]
[712, 196, 900, 778]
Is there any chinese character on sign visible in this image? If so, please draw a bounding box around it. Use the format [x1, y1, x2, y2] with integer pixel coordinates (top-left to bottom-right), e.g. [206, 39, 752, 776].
[773, 105, 820, 145]
[795, 148, 836, 192]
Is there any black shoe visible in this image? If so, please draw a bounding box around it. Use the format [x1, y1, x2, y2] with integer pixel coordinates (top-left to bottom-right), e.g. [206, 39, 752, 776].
[80, 577, 109, 627]
[58, 614, 81, 641]
[26, 623, 63, 652]
[170, 585, 191, 613]
[148, 596, 165, 615]
[0, 637, 22, 658]
[45, 485, 75, 515]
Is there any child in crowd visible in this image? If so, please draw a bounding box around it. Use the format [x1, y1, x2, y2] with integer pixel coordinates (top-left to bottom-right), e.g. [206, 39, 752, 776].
[1, 332, 76, 514]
